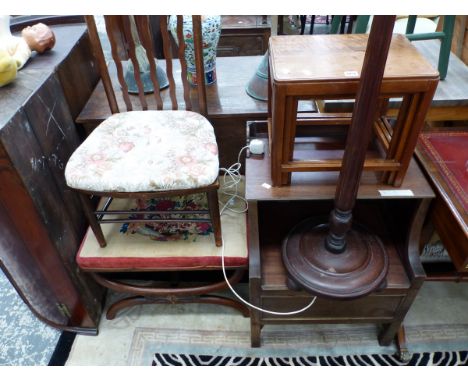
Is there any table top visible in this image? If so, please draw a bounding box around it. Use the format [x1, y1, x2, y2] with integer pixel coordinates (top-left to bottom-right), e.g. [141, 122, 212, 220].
[0, 24, 87, 128]
[77, 40, 468, 126]
[221, 15, 270, 29]
[246, 138, 435, 201]
[415, 131, 467, 231]
[269, 34, 439, 83]
[77, 55, 269, 124]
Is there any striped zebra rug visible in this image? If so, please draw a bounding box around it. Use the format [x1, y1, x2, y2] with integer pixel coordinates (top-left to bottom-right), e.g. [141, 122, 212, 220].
[152, 351, 468, 366]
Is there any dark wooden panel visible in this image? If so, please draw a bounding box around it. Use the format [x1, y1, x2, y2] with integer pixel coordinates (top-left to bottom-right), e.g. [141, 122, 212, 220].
[0, 202, 67, 326]
[257, 200, 412, 292]
[0, 111, 79, 253]
[21, 76, 104, 320]
[1, 95, 102, 330]
[76, 56, 269, 125]
[57, 30, 100, 121]
[0, 142, 95, 329]
[10, 16, 85, 32]
[0, 24, 103, 332]
[210, 117, 248, 171]
[245, 138, 435, 201]
[23, 74, 86, 237]
[218, 32, 269, 57]
[260, 295, 404, 320]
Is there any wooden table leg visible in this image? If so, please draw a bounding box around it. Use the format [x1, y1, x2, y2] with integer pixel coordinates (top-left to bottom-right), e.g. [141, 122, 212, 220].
[383, 94, 419, 184]
[270, 86, 287, 186]
[248, 201, 263, 347]
[281, 96, 298, 185]
[395, 325, 412, 362]
[389, 82, 438, 186]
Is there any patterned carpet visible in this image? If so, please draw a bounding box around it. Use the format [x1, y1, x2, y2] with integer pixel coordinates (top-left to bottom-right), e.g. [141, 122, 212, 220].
[152, 351, 468, 366]
[66, 281, 468, 366]
[0, 269, 60, 366]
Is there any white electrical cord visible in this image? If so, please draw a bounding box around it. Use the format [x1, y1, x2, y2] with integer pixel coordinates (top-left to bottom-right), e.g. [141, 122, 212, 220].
[220, 235, 317, 316]
[219, 145, 249, 215]
[218, 144, 317, 316]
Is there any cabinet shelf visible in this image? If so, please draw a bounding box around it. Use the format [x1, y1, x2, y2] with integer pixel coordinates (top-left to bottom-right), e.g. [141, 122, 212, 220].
[246, 138, 434, 347]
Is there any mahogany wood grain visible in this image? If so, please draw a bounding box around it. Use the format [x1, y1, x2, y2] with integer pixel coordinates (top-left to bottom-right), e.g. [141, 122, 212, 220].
[326, 15, 395, 254]
[105, 294, 249, 319]
[82, 16, 222, 245]
[246, 149, 433, 346]
[0, 135, 98, 331]
[268, 31, 439, 187]
[104, 16, 132, 111]
[217, 16, 270, 57]
[207, 188, 223, 246]
[121, 16, 148, 110]
[56, 29, 101, 121]
[388, 80, 438, 186]
[192, 15, 207, 116]
[72, 17, 237, 320]
[0, 24, 118, 333]
[160, 16, 178, 110]
[75, 181, 219, 199]
[415, 137, 468, 273]
[134, 16, 163, 110]
[245, 138, 435, 202]
[269, 34, 438, 83]
[177, 16, 192, 111]
[77, 48, 468, 127]
[247, 199, 262, 347]
[84, 16, 119, 114]
[92, 269, 249, 319]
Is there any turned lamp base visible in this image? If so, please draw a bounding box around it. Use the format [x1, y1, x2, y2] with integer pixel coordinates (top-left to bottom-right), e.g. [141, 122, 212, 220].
[282, 218, 389, 299]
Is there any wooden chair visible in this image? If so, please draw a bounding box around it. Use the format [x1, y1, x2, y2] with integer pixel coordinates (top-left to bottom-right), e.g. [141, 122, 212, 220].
[65, 15, 249, 319]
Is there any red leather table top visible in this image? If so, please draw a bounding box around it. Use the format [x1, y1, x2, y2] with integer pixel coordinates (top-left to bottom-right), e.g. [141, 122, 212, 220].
[418, 132, 468, 212]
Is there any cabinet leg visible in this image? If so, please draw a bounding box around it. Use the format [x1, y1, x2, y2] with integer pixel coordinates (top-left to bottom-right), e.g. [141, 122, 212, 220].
[378, 322, 400, 346]
[395, 325, 412, 362]
[250, 322, 261, 347]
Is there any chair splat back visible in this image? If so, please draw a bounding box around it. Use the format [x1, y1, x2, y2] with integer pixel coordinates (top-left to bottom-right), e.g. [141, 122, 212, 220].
[84, 15, 207, 115]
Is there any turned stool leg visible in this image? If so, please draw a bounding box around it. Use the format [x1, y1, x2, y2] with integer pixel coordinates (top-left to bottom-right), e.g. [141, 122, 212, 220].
[207, 189, 222, 247]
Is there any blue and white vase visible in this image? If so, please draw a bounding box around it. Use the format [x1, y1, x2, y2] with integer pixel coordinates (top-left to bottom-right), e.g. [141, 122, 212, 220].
[169, 15, 221, 86]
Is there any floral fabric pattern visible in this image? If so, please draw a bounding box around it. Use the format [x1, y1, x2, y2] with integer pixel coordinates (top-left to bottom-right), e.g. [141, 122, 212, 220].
[65, 111, 219, 192]
[121, 193, 213, 242]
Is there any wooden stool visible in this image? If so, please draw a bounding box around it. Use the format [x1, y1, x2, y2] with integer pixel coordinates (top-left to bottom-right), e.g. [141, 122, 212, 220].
[268, 34, 439, 187]
[76, 183, 250, 320]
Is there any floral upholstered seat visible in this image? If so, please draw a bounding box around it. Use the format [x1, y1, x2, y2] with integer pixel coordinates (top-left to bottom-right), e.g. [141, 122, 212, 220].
[65, 110, 219, 192]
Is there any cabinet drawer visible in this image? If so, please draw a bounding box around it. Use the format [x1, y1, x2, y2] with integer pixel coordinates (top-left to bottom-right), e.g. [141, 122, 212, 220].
[260, 295, 405, 321]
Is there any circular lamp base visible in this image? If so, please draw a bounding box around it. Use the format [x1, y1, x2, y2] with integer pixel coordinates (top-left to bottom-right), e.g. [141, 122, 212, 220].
[124, 60, 169, 94]
[245, 52, 269, 101]
[282, 218, 388, 299]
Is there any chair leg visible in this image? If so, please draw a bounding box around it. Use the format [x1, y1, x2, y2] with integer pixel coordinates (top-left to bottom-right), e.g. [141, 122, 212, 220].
[299, 15, 306, 35]
[438, 15, 455, 80]
[207, 189, 222, 247]
[309, 15, 315, 34]
[78, 193, 107, 247]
